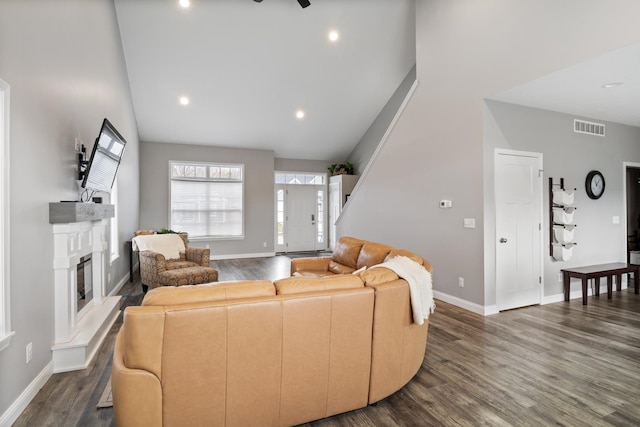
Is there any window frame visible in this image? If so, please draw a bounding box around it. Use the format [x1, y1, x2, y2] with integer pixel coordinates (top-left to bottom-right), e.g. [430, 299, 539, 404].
[0, 79, 14, 352]
[169, 161, 245, 240]
[109, 180, 119, 264]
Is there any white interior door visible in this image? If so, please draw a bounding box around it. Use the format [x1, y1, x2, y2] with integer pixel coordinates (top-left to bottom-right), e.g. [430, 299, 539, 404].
[495, 150, 543, 311]
[284, 185, 317, 252]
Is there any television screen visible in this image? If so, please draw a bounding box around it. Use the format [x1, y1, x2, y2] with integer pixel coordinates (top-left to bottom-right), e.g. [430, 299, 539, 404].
[81, 118, 126, 193]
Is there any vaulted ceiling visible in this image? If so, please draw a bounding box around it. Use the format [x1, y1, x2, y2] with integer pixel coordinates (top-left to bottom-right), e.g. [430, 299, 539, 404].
[114, 0, 416, 161]
[114, 0, 639, 164]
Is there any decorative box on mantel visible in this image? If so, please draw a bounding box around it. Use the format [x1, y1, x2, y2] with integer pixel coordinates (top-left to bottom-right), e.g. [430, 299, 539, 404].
[49, 202, 120, 373]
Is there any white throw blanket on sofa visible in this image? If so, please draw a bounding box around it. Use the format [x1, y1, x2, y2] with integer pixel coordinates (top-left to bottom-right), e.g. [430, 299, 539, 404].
[132, 234, 185, 260]
[370, 256, 435, 325]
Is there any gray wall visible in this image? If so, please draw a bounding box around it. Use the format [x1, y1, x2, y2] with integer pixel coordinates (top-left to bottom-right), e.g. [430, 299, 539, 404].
[0, 0, 139, 419]
[347, 65, 416, 175]
[484, 101, 640, 302]
[140, 141, 275, 257]
[337, 0, 640, 312]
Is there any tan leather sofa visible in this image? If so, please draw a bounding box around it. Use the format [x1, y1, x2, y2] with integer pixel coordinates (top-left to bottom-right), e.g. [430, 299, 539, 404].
[112, 238, 431, 426]
[292, 236, 433, 403]
[291, 236, 433, 277]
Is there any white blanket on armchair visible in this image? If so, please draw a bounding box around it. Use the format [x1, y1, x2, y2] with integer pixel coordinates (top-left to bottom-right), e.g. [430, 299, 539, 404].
[132, 234, 185, 260]
[370, 256, 435, 325]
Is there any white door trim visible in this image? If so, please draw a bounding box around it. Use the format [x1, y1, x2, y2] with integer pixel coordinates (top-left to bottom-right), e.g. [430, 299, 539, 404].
[623, 162, 640, 261]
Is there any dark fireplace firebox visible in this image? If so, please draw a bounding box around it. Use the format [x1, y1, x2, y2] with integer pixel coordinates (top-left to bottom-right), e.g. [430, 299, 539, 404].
[77, 254, 93, 313]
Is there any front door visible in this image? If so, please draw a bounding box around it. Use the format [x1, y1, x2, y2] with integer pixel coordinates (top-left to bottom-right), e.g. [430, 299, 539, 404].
[285, 185, 317, 252]
[495, 150, 543, 311]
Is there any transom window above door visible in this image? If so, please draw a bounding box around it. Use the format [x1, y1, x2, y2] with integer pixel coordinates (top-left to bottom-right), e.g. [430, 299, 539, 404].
[275, 172, 325, 185]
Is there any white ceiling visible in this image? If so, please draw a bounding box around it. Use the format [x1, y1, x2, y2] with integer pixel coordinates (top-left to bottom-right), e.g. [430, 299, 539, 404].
[115, 1, 639, 163]
[489, 41, 640, 128]
[114, 0, 416, 161]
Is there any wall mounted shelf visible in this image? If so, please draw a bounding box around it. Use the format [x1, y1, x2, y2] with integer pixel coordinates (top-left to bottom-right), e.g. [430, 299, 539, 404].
[49, 202, 114, 224]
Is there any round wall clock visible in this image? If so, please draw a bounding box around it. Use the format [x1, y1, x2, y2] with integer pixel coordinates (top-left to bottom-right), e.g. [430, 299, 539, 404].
[585, 170, 605, 199]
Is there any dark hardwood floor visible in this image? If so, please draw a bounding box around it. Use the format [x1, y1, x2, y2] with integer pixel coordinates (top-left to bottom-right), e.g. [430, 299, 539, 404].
[13, 256, 640, 426]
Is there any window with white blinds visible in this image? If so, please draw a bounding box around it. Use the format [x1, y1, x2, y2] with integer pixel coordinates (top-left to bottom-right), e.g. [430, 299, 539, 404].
[170, 161, 244, 238]
[0, 79, 13, 352]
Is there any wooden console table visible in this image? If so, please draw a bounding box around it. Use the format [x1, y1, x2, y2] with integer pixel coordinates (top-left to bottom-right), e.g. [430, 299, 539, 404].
[126, 240, 138, 283]
[562, 262, 639, 305]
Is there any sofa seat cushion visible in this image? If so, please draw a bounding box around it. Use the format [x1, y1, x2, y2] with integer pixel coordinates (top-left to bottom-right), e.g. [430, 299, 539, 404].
[275, 274, 364, 295]
[143, 280, 275, 306]
[328, 261, 356, 275]
[165, 260, 199, 270]
[156, 266, 219, 287]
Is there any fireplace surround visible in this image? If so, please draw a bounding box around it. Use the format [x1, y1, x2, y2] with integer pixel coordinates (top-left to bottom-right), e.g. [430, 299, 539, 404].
[49, 202, 121, 372]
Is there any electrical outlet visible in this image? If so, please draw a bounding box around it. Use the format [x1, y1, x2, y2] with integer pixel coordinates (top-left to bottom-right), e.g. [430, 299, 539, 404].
[263, 241, 267, 247]
[26, 342, 32, 363]
[74, 137, 81, 151]
[558, 273, 563, 282]
[205, 244, 210, 249]
[458, 277, 464, 288]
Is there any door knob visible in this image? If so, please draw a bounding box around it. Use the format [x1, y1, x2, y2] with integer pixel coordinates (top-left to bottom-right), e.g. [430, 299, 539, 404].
[499, 238, 508, 243]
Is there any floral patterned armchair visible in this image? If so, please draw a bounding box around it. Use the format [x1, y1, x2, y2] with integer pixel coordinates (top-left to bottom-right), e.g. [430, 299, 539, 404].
[135, 233, 218, 292]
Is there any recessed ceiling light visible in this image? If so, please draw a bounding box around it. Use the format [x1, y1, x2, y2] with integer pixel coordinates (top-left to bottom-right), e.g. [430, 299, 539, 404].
[295, 110, 305, 119]
[179, 0, 190, 8]
[328, 30, 339, 42]
[179, 96, 190, 106]
[601, 82, 623, 89]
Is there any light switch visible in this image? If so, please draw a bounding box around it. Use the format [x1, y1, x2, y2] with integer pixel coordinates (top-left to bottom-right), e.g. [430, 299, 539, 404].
[439, 200, 452, 208]
[463, 218, 476, 228]
[613, 216, 620, 224]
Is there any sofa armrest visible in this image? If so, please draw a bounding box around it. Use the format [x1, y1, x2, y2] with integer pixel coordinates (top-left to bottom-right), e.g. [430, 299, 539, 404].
[366, 279, 429, 404]
[138, 251, 167, 271]
[185, 247, 210, 266]
[138, 251, 168, 289]
[112, 329, 163, 427]
[290, 257, 331, 275]
[422, 259, 433, 274]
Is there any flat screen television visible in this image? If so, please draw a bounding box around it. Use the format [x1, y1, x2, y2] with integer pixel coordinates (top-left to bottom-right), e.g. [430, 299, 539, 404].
[80, 118, 127, 193]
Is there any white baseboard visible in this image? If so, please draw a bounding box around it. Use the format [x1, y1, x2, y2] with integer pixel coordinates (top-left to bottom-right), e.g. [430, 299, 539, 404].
[211, 252, 275, 260]
[429, 282, 634, 317]
[428, 280, 632, 317]
[108, 274, 129, 297]
[432, 291, 493, 316]
[0, 361, 53, 427]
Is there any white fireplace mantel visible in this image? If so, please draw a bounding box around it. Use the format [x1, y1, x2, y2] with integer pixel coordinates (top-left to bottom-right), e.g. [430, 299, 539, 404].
[50, 203, 120, 373]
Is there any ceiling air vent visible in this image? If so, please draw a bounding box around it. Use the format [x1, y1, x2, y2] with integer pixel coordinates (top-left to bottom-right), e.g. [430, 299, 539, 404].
[574, 119, 605, 137]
